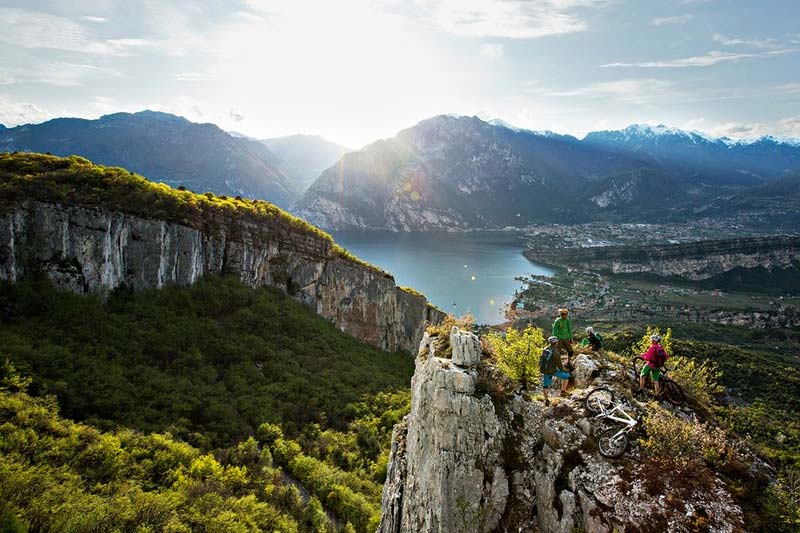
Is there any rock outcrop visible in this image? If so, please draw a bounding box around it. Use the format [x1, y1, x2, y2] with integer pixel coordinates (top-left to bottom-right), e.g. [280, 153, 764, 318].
[0, 200, 443, 353]
[525, 235, 800, 281]
[379, 330, 746, 532]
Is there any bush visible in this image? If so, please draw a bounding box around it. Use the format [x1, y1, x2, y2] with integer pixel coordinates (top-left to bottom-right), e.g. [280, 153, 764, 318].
[486, 325, 544, 389]
[762, 467, 800, 532]
[668, 355, 723, 412]
[256, 423, 283, 446]
[640, 403, 733, 469]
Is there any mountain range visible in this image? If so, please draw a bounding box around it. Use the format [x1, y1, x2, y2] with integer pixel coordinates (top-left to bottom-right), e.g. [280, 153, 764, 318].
[297, 115, 800, 231]
[0, 111, 298, 208]
[3, 111, 800, 231]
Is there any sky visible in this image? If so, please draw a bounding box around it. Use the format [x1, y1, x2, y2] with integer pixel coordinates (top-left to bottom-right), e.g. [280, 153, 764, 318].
[0, 0, 799, 147]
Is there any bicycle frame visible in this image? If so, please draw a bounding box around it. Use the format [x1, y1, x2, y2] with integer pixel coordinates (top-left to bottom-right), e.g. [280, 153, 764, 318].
[593, 403, 637, 439]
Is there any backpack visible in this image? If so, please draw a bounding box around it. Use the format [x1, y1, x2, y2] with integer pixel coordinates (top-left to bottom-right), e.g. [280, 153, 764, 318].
[652, 345, 668, 367]
[539, 349, 553, 373]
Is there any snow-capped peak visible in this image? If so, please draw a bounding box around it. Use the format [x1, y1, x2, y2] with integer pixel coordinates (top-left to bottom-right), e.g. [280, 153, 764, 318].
[488, 118, 520, 131]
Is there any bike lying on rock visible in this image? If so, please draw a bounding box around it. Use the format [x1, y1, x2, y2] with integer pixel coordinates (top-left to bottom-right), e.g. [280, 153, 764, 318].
[632, 357, 686, 406]
[584, 387, 640, 458]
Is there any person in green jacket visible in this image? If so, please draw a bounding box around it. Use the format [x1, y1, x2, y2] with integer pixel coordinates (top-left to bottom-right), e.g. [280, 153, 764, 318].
[552, 308, 574, 366]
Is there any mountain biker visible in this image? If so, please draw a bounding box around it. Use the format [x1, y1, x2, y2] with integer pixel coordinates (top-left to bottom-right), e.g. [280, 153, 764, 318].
[540, 335, 571, 406]
[639, 334, 669, 396]
[585, 326, 603, 351]
[552, 308, 574, 367]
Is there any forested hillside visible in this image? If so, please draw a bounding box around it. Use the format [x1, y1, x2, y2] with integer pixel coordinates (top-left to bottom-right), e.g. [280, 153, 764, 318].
[0, 276, 414, 531]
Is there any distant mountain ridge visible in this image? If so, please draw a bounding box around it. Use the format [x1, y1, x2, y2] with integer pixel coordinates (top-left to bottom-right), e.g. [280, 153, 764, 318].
[584, 123, 800, 186]
[0, 110, 298, 208]
[297, 115, 800, 231]
[262, 134, 350, 192]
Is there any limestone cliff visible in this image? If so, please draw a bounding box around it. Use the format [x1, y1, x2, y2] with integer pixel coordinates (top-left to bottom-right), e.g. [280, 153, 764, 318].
[0, 200, 443, 353]
[526, 235, 800, 281]
[379, 328, 746, 532]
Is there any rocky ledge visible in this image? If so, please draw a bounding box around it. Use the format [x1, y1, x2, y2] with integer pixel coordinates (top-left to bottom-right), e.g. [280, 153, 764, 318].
[525, 235, 800, 281]
[378, 327, 746, 532]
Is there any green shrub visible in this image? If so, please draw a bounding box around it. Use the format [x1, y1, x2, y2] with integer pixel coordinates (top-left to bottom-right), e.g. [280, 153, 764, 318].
[668, 355, 724, 412]
[256, 423, 284, 446]
[486, 325, 544, 389]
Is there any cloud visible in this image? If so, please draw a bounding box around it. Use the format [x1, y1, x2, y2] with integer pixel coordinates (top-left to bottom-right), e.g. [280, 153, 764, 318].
[712, 33, 779, 49]
[651, 14, 693, 26]
[229, 109, 245, 122]
[81, 16, 107, 23]
[479, 43, 504, 59]
[709, 116, 800, 139]
[547, 78, 672, 104]
[415, 0, 610, 39]
[601, 48, 798, 68]
[0, 7, 157, 56]
[0, 96, 51, 126]
[173, 72, 223, 82]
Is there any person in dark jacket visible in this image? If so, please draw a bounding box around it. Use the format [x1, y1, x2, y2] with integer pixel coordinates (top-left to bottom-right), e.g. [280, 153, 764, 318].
[540, 335, 571, 406]
[585, 327, 603, 351]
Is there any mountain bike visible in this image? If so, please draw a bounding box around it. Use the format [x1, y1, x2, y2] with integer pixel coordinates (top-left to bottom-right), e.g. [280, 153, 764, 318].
[584, 387, 639, 458]
[632, 357, 685, 406]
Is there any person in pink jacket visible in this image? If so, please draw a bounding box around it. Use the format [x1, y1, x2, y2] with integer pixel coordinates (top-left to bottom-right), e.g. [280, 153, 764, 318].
[639, 334, 668, 396]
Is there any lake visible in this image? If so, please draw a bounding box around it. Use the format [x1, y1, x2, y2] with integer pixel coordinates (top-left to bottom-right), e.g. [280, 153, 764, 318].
[331, 231, 555, 324]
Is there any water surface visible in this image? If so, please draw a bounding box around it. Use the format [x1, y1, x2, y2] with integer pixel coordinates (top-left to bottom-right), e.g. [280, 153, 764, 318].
[332, 231, 554, 324]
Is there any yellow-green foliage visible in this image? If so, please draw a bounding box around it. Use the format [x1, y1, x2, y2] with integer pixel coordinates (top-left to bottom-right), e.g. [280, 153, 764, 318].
[640, 403, 733, 468]
[398, 285, 424, 299]
[763, 467, 800, 531]
[669, 355, 724, 412]
[0, 386, 302, 533]
[486, 325, 545, 387]
[0, 152, 389, 277]
[631, 325, 673, 356]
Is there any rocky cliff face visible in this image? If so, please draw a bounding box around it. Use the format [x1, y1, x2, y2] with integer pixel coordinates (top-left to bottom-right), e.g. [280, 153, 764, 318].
[0, 200, 443, 353]
[379, 328, 745, 532]
[527, 236, 800, 280]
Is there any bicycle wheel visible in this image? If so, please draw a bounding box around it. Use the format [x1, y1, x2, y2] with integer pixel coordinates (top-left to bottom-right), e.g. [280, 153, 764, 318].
[661, 379, 685, 406]
[585, 387, 615, 414]
[598, 427, 628, 458]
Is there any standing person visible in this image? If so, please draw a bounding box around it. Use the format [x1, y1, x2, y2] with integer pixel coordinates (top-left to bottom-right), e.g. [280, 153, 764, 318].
[540, 336, 571, 406]
[585, 327, 603, 351]
[639, 334, 669, 396]
[552, 308, 574, 367]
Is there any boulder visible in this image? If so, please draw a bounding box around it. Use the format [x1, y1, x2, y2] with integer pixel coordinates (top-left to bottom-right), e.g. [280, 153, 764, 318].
[572, 353, 599, 389]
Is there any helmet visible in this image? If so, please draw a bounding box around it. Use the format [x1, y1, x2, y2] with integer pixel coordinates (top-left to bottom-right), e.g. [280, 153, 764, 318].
[586, 327, 594, 333]
[548, 336, 559, 344]
[650, 334, 661, 342]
